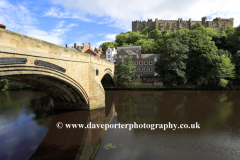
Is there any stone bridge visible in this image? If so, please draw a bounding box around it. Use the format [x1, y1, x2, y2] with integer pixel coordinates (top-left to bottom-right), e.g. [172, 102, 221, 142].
[0, 28, 115, 110]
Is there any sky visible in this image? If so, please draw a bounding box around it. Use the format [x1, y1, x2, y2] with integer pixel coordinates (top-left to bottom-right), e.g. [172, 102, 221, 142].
[0, 0, 239, 49]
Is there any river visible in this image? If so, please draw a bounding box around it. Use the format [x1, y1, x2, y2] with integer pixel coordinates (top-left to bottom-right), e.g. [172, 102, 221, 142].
[0, 90, 240, 160]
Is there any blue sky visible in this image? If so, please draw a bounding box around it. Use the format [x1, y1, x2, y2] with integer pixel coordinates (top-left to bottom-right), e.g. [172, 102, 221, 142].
[0, 0, 239, 49]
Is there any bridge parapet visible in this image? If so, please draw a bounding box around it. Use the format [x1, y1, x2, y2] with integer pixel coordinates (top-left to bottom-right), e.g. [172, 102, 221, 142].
[0, 28, 115, 110]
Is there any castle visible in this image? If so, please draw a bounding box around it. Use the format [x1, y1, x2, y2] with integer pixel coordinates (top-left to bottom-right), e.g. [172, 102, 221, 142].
[132, 17, 234, 32]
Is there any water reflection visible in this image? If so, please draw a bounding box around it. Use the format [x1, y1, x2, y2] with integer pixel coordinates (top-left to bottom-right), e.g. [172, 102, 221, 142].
[95, 90, 240, 160]
[0, 91, 115, 160]
[1, 90, 240, 159]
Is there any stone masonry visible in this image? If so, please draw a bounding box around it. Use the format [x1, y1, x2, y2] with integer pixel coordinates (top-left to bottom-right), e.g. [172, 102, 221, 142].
[132, 16, 234, 32]
[0, 28, 115, 110]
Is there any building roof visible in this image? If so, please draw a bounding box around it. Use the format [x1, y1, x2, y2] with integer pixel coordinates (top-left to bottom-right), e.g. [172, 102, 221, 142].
[141, 54, 159, 59]
[124, 50, 138, 55]
[117, 46, 141, 51]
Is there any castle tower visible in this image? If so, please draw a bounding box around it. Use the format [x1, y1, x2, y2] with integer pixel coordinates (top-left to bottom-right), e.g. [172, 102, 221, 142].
[202, 16, 207, 27]
[132, 20, 139, 32]
[132, 17, 234, 32]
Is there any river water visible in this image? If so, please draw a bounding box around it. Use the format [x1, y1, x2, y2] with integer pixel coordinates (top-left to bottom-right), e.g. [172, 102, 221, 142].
[0, 90, 240, 160]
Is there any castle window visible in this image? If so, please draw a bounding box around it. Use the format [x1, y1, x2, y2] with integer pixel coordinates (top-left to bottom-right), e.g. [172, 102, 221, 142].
[149, 68, 152, 72]
[143, 24, 145, 28]
[144, 68, 148, 72]
[149, 61, 153, 65]
[139, 61, 143, 65]
[144, 61, 148, 65]
[139, 68, 143, 72]
[135, 61, 138, 65]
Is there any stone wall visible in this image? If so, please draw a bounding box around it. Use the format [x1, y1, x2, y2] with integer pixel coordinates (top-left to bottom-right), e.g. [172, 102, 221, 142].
[132, 17, 234, 32]
[0, 28, 115, 110]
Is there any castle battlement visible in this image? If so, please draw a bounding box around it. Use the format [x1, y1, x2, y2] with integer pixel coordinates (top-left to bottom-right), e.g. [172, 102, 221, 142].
[132, 16, 234, 32]
[219, 18, 234, 20]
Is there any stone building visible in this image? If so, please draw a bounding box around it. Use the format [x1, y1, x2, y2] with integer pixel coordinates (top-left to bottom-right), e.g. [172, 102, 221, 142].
[116, 46, 158, 79]
[65, 42, 101, 57]
[94, 47, 105, 58]
[132, 16, 234, 32]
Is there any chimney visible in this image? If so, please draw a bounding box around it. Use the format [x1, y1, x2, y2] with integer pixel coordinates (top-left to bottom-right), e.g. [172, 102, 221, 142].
[65, 44, 68, 48]
[100, 47, 102, 52]
[74, 43, 77, 48]
[138, 53, 141, 59]
[0, 24, 6, 29]
[83, 43, 85, 48]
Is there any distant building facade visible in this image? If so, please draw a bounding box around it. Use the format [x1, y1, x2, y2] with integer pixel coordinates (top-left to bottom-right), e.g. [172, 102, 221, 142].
[132, 16, 234, 32]
[65, 42, 103, 58]
[106, 47, 117, 64]
[94, 47, 105, 58]
[116, 46, 158, 79]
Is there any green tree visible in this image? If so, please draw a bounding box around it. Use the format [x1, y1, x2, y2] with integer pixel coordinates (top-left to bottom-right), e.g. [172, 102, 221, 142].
[115, 31, 146, 46]
[115, 33, 130, 46]
[186, 30, 219, 84]
[215, 50, 235, 79]
[190, 22, 219, 37]
[155, 37, 189, 86]
[149, 29, 162, 40]
[225, 26, 235, 35]
[134, 38, 156, 54]
[99, 42, 118, 53]
[234, 50, 240, 84]
[115, 56, 136, 86]
[141, 27, 153, 35]
[234, 25, 240, 36]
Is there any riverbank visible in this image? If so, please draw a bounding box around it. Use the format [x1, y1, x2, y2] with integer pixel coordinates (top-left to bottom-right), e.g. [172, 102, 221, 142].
[104, 87, 240, 90]
[104, 87, 196, 90]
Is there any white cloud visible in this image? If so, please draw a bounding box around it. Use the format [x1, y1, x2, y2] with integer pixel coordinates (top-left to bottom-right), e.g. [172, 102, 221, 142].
[97, 33, 105, 36]
[56, 20, 65, 28]
[0, 1, 78, 46]
[43, 7, 93, 22]
[22, 22, 78, 45]
[68, 34, 95, 48]
[104, 34, 117, 41]
[91, 33, 117, 49]
[47, 0, 240, 31]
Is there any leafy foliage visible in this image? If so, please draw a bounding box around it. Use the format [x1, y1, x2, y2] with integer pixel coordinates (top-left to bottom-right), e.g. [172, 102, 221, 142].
[115, 56, 136, 86]
[0, 79, 35, 90]
[98, 21, 239, 89]
[155, 37, 189, 86]
[99, 42, 118, 53]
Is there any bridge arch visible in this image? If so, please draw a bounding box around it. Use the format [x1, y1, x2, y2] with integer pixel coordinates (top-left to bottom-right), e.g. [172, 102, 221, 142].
[0, 28, 115, 110]
[100, 71, 115, 87]
[0, 67, 89, 109]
